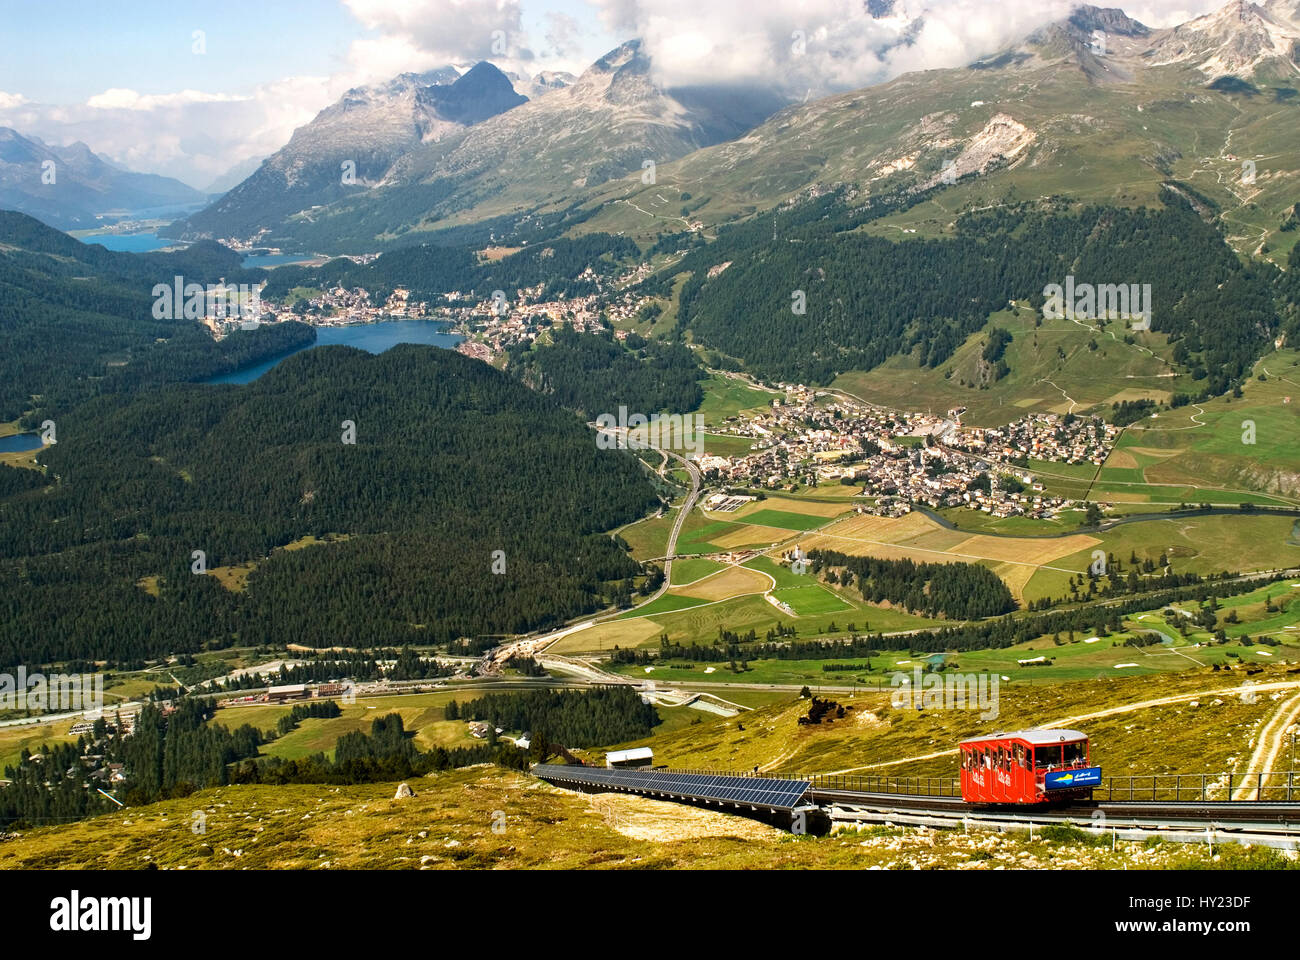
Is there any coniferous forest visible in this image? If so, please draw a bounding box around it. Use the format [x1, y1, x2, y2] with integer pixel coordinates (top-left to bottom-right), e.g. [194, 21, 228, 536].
[0, 344, 659, 663]
[808, 551, 1017, 619]
[662, 193, 1284, 393]
[0, 212, 309, 422]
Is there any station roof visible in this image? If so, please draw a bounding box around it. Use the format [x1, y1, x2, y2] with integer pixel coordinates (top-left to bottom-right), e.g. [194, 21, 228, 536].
[959, 729, 1088, 747]
[606, 747, 654, 764]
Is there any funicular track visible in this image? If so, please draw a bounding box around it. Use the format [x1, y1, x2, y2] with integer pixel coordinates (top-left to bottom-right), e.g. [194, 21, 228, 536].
[535, 765, 1300, 849]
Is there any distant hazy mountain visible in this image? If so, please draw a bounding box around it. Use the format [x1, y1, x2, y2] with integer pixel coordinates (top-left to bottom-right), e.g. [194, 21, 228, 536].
[187, 40, 789, 250]
[171, 61, 527, 241]
[0, 128, 206, 230]
[508, 69, 578, 100]
[203, 155, 266, 196]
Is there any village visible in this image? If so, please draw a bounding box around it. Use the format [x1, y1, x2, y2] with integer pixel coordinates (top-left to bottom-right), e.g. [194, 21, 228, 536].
[203, 274, 1119, 523]
[695, 388, 1119, 520]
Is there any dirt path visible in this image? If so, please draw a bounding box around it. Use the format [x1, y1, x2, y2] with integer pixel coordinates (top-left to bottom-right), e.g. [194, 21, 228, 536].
[1232, 691, 1300, 800]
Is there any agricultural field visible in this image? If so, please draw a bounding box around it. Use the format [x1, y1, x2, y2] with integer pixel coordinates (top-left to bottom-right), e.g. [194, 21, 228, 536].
[668, 557, 726, 586]
[769, 584, 853, 615]
[616, 508, 677, 561]
[551, 586, 944, 655]
[693, 374, 777, 429]
[1023, 513, 1300, 603]
[790, 510, 1100, 603]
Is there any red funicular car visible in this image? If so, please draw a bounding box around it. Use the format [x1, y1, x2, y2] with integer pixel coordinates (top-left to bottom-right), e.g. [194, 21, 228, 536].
[959, 729, 1101, 805]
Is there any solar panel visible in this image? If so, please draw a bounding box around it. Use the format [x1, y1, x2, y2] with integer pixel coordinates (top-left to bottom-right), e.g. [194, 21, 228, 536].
[534, 765, 811, 811]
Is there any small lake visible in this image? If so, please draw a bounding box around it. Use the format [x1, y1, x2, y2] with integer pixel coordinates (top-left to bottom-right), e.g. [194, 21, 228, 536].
[204, 320, 465, 385]
[80, 234, 312, 269]
[241, 251, 314, 268]
[0, 433, 42, 453]
[80, 232, 175, 253]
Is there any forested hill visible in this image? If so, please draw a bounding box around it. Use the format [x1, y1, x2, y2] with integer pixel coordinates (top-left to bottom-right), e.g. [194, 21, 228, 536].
[661, 194, 1285, 394]
[506, 328, 705, 419]
[260, 231, 639, 306]
[0, 211, 306, 422]
[0, 345, 659, 663]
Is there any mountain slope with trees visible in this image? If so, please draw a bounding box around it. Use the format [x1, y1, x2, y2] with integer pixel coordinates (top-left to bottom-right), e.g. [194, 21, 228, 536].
[0, 345, 659, 662]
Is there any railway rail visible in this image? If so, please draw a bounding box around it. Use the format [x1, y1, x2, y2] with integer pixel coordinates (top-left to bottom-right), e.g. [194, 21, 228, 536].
[538, 763, 1300, 849]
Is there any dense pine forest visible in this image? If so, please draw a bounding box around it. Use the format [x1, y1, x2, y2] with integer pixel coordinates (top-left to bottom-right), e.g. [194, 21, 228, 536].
[507, 327, 705, 418]
[260, 231, 639, 305]
[446, 686, 660, 747]
[809, 551, 1016, 619]
[0, 212, 306, 422]
[657, 193, 1286, 395]
[0, 345, 659, 663]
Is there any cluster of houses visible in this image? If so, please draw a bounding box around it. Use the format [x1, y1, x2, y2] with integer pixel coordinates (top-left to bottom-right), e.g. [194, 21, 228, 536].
[283, 285, 434, 326]
[692, 389, 1117, 520]
[948, 413, 1118, 466]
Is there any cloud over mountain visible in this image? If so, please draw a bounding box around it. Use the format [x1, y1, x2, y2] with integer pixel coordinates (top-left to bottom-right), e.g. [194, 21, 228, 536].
[589, 0, 1231, 94]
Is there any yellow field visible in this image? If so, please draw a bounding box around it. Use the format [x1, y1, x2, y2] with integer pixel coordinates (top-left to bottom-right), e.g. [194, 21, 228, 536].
[672, 565, 770, 601]
[1105, 450, 1139, 469]
[991, 561, 1037, 600]
[791, 512, 1100, 601]
[732, 497, 852, 519]
[546, 618, 664, 654]
[949, 532, 1099, 565]
[208, 563, 256, 592]
[710, 524, 794, 549]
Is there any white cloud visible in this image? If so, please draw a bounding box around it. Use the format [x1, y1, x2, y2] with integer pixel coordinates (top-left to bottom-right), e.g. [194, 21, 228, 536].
[85, 88, 247, 111]
[0, 0, 1236, 189]
[586, 0, 1230, 92]
[0, 77, 335, 189]
[344, 0, 534, 63]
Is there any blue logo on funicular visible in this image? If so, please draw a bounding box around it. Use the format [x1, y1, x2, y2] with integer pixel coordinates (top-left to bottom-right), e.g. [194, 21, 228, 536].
[1045, 767, 1102, 790]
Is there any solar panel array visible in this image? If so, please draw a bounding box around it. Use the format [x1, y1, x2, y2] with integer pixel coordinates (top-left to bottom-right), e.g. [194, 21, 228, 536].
[534, 764, 811, 811]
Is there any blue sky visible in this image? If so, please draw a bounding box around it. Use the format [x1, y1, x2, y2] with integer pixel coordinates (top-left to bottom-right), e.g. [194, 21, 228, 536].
[0, 0, 619, 101]
[0, 0, 1223, 186]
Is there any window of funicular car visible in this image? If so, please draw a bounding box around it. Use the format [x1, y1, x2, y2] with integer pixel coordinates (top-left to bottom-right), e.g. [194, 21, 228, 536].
[1063, 741, 1087, 765]
[1034, 745, 1062, 769]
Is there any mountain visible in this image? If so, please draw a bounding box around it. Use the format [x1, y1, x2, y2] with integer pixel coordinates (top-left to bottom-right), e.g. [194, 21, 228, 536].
[1145, 0, 1300, 80]
[509, 69, 578, 100]
[0, 128, 206, 230]
[171, 62, 527, 241]
[202, 155, 267, 196]
[173, 41, 788, 251]
[576, 1, 1300, 265]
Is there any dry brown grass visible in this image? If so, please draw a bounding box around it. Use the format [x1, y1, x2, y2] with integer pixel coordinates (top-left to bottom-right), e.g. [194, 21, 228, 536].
[673, 565, 770, 601]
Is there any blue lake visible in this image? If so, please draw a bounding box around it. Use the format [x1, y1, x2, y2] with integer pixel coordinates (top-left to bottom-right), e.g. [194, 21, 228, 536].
[0, 433, 42, 453]
[205, 320, 465, 385]
[241, 252, 314, 268]
[80, 233, 312, 269]
[81, 232, 174, 253]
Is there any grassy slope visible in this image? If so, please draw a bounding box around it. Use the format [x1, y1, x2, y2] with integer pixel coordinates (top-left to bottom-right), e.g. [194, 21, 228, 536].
[1, 767, 1287, 870]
